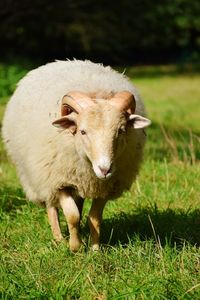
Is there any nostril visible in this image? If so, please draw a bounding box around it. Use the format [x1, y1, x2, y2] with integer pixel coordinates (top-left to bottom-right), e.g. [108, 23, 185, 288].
[98, 165, 112, 176]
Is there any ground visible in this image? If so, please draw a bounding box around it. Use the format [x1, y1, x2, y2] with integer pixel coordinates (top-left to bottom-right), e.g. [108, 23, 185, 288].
[0, 63, 200, 299]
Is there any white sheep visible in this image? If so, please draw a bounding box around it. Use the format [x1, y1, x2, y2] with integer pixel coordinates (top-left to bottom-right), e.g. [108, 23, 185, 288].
[2, 60, 151, 252]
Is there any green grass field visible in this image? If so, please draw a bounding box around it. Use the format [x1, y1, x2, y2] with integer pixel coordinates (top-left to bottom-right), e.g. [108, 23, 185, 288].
[0, 63, 200, 299]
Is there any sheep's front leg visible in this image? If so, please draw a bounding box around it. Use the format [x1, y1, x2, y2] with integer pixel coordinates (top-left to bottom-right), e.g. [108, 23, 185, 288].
[59, 190, 82, 252]
[47, 206, 64, 242]
[88, 198, 107, 251]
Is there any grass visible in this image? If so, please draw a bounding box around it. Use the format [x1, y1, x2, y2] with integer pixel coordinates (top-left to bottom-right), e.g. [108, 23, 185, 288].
[0, 62, 200, 299]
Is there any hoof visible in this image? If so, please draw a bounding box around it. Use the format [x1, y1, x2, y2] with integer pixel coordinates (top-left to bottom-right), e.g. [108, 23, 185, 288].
[92, 244, 100, 251]
[69, 238, 83, 253]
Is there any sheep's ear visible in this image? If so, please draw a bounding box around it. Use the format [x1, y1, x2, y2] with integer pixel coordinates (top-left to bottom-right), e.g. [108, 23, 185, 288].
[128, 114, 151, 129]
[52, 115, 77, 134]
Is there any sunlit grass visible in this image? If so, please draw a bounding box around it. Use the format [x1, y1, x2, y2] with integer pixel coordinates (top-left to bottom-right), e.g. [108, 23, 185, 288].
[0, 63, 200, 299]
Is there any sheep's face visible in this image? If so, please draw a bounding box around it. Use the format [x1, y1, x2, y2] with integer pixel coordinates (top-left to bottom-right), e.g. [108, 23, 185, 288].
[75, 103, 127, 180]
[53, 101, 151, 180]
[53, 97, 150, 180]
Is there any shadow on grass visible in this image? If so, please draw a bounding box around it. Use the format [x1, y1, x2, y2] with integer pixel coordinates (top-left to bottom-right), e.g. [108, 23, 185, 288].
[101, 207, 200, 247]
[1, 186, 200, 248]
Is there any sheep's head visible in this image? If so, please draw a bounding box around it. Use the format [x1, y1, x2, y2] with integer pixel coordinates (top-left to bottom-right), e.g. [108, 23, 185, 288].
[52, 91, 151, 180]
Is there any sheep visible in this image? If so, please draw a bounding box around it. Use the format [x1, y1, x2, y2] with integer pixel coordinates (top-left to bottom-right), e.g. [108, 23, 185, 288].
[2, 60, 151, 252]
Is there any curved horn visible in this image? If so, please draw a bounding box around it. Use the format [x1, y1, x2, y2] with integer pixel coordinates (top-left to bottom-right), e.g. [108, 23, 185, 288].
[109, 91, 136, 114]
[61, 91, 94, 116]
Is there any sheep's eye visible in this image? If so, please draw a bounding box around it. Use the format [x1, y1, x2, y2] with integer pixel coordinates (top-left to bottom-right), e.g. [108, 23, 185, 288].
[62, 104, 72, 115]
[80, 130, 87, 135]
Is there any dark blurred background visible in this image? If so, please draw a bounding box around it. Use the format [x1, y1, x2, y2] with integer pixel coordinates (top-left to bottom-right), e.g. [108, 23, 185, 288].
[0, 0, 200, 65]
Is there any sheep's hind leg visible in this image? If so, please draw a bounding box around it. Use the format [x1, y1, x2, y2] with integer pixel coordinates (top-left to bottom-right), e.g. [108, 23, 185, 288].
[47, 206, 64, 242]
[72, 196, 84, 234]
[76, 197, 84, 222]
[59, 190, 82, 252]
[88, 198, 107, 251]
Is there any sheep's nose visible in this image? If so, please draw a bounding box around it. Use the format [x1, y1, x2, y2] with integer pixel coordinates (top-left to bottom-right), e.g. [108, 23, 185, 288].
[98, 165, 112, 177]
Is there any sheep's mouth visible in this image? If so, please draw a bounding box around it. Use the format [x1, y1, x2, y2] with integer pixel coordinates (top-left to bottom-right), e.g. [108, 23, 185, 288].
[92, 164, 115, 181]
[96, 171, 113, 181]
